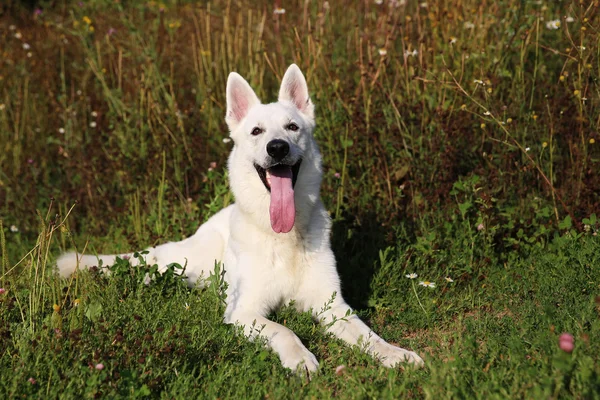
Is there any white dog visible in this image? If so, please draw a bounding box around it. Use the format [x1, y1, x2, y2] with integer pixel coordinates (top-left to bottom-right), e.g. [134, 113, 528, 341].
[57, 64, 424, 373]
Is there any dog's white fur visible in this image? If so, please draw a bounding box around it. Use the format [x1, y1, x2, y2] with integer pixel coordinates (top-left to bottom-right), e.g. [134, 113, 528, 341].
[57, 64, 424, 373]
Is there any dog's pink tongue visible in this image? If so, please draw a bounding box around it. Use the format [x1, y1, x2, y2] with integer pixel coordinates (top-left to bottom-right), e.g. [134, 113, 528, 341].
[268, 167, 295, 233]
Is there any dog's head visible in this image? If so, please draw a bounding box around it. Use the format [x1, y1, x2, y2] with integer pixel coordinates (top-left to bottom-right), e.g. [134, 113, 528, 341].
[225, 64, 320, 234]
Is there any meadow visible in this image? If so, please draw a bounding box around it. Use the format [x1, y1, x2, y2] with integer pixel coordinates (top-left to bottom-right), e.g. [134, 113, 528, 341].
[0, 0, 599, 398]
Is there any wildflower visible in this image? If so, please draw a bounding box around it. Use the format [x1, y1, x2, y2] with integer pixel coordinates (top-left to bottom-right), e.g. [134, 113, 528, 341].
[28, 377, 36, 385]
[222, 137, 232, 144]
[558, 333, 574, 353]
[95, 363, 104, 370]
[480, 123, 486, 129]
[0, 104, 5, 111]
[419, 2, 428, 7]
[210, 161, 217, 169]
[73, 299, 80, 307]
[449, 37, 457, 45]
[22, 43, 30, 50]
[525, 147, 530, 152]
[444, 277, 454, 283]
[333, 172, 340, 179]
[378, 48, 387, 56]
[477, 223, 484, 231]
[483, 111, 491, 116]
[464, 21, 475, 29]
[0, 288, 6, 294]
[89, 121, 97, 128]
[419, 281, 436, 288]
[83, 16, 92, 25]
[542, 141, 548, 148]
[590, 138, 596, 144]
[9, 25, 15, 30]
[506, 118, 513, 124]
[473, 79, 484, 85]
[59, 127, 65, 134]
[184, 303, 190, 311]
[565, 16, 574, 23]
[460, 104, 467, 110]
[10, 225, 18, 233]
[53, 304, 60, 312]
[335, 365, 346, 375]
[34, 8, 42, 16]
[27, 52, 32, 58]
[27, 158, 33, 164]
[91, 111, 98, 117]
[405, 273, 418, 279]
[404, 49, 418, 57]
[273, 8, 286, 14]
[15, 32, 22, 39]
[546, 20, 560, 30]
[107, 27, 116, 36]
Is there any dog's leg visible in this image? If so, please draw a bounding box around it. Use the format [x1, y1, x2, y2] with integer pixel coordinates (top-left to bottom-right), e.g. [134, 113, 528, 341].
[224, 309, 319, 374]
[317, 301, 424, 367]
[300, 252, 424, 368]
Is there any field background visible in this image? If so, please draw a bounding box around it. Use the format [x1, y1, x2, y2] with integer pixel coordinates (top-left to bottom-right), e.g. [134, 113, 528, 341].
[1, 0, 599, 398]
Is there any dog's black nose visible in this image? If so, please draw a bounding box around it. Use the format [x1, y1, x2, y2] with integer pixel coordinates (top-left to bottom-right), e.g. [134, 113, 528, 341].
[266, 139, 290, 161]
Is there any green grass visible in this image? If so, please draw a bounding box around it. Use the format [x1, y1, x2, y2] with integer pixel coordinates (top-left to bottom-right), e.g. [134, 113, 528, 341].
[1, 0, 599, 398]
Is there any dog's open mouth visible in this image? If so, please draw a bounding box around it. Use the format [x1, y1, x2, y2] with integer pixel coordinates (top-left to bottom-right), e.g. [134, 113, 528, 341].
[254, 160, 302, 234]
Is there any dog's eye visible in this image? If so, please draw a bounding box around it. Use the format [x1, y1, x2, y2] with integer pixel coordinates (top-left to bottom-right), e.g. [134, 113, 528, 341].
[286, 123, 299, 131]
[251, 127, 263, 136]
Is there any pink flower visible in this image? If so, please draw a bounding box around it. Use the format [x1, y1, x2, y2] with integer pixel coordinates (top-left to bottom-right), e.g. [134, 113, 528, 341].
[95, 363, 104, 370]
[477, 223, 484, 231]
[0, 288, 6, 295]
[28, 377, 36, 385]
[335, 365, 346, 375]
[559, 332, 574, 353]
[334, 172, 341, 179]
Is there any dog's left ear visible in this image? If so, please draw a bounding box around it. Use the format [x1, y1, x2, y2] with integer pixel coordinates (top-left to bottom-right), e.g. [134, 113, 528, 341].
[278, 64, 314, 119]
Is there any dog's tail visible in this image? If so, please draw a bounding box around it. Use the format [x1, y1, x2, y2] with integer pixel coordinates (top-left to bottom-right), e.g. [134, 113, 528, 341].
[56, 249, 156, 278]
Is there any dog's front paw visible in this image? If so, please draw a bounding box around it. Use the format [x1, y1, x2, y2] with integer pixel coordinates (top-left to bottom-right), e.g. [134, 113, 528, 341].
[375, 343, 424, 368]
[280, 345, 319, 375]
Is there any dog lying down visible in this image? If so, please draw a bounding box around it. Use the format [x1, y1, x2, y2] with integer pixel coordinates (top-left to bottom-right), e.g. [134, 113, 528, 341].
[57, 64, 424, 374]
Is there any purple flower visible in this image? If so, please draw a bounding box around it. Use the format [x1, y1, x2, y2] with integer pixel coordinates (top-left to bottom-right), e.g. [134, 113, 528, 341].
[34, 8, 42, 16]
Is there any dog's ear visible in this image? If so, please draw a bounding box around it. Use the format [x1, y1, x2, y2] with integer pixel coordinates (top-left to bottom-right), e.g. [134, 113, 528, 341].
[226, 72, 261, 129]
[278, 64, 314, 119]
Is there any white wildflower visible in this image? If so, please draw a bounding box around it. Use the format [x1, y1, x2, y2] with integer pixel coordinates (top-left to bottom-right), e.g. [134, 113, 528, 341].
[273, 7, 286, 14]
[10, 225, 19, 233]
[405, 273, 418, 279]
[546, 20, 560, 30]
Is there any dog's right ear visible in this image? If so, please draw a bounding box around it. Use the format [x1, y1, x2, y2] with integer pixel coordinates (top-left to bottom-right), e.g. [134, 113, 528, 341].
[225, 72, 261, 130]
